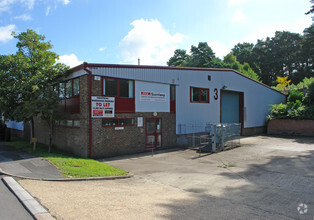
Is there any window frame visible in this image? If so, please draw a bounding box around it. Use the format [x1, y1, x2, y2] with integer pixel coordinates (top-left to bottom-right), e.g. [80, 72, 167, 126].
[55, 77, 80, 100]
[55, 119, 80, 128]
[190, 86, 210, 103]
[102, 77, 134, 98]
[102, 118, 135, 127]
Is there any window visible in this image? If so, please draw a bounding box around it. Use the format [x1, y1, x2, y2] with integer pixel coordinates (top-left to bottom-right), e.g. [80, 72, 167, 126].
[73, 120, 80, 127]
[102, 118, 135, 127]
[73, 78, 80, 96]
[59, 82, 65, 99]
[104, 79, 118, 96]
[119, 79, 134, 98]
[103, 77, 135, 113]
[56, 119, 80, 128]
[170, 85, 175, 101]
[103, 78, 134, 98]
[190, 87, 209, 103]
[65, 81, 72, 98]
[56, 78, 80, 99]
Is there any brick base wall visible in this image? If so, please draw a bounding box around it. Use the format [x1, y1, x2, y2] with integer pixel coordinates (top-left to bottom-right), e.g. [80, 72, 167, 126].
[91, 112, 176, 158]
[267, 119, 314, 136]
[34, 115, 89, 157]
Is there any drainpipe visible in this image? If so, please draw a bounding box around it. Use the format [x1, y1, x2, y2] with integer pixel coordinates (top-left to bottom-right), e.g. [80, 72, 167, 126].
[83, 62, 93, 158]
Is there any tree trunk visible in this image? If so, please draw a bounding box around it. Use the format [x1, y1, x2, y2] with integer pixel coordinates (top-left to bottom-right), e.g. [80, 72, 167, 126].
[49, 122, 52, 153]
[30, 118, 35, 144]
[31, 117, 36, 151]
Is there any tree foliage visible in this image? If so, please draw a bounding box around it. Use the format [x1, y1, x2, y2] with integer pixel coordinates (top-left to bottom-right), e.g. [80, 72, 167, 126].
[167, 42, 260, 81]
[0, 29, 68, 144]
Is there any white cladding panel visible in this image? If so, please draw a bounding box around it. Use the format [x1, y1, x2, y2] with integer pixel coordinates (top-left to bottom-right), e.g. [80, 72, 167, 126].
[135, 81, 170, 112]
[175, 70, 286, 132]
[90, 67, 178, 85]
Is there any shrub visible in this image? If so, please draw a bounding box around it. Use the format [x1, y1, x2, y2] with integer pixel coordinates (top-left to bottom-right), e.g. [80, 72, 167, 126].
[267, 103, 288, 121]
[304, 81, 314, 105]
[287, 90, 304, 102]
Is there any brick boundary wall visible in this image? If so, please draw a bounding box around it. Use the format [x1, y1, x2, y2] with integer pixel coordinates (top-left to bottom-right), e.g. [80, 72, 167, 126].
[267, 119, 314, 136]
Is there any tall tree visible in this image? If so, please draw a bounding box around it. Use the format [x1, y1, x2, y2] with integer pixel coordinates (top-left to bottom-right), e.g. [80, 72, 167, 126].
[305, 0, 314, 21]
[0, 29, 68, 148]
[189, 42, 216, 67]
[167, 49, 190, 67]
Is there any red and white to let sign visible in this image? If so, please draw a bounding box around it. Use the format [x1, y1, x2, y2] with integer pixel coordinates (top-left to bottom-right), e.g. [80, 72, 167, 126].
[91, 96, 115, 118]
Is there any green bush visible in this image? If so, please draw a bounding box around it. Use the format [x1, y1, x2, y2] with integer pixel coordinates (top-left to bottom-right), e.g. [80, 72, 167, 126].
[267, 79, 314, 121]
[304, 81, 314, 105]
[287, 90, 304, 102]
[304, 105, 314, 120]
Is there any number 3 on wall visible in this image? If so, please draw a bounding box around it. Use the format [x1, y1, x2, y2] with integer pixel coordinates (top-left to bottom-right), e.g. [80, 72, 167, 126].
[214, 88, 218, 100]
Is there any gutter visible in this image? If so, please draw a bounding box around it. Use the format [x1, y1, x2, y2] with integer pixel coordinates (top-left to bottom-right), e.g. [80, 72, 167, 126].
[83, 62, 93, 159]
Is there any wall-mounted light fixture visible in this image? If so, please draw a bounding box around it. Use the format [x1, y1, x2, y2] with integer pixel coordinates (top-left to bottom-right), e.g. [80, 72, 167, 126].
[222, 85, 227, 89]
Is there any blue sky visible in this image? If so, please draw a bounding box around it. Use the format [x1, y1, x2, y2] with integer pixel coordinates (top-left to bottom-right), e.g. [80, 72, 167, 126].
[0, 0, 312, 67]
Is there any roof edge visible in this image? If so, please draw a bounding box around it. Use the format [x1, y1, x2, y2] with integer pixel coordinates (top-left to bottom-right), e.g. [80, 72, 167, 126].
[68, 62, 285, 96]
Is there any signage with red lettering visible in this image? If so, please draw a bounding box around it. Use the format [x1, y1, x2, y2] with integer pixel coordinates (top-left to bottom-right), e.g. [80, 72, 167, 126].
[91, 96, 115, 118]
[140, 91, 166, 102]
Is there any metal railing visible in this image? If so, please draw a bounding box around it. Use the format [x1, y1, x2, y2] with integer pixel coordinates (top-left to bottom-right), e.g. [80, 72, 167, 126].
[178, 123, 241, 153]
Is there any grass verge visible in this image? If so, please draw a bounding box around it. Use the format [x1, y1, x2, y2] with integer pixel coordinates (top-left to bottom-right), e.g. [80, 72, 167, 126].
[5, 137, 128, 178]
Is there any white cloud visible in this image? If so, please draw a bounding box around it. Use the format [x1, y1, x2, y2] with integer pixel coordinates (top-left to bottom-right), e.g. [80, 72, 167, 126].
[0, 24, 16, 42]
[119, 19, 186, 65]
[231, 8, 247, 24]
[207, 41, 231, 59]
[58, 54, 83, 68]
[59, 0, 70, 5]
[243, 17, 312, 43]
[46, 6, 51, 16]
[23, 0, 34, 9]
[14, 14, 32, 20]
[0, 0, 34, 13]
[99, 47, 106, 52]
[228, 0, 248, 6]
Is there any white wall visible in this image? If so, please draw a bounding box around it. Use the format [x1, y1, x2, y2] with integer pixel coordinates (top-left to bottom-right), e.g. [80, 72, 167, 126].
[135, 81, 170, 112]
[175, 70, 286, 133]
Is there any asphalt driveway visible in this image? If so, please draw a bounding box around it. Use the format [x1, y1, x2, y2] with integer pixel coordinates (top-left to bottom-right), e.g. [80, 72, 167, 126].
[19, 135, 314, 219]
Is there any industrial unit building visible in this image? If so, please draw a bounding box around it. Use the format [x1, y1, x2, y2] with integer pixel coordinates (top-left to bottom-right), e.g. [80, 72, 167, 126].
[33, 63, 286, 158]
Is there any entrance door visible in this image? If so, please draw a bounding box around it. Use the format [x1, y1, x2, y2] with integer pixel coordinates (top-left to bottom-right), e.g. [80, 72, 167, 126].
[145, 118, 162, 148]
[221, 91, 240, 123]
[221, 91, 244, 126]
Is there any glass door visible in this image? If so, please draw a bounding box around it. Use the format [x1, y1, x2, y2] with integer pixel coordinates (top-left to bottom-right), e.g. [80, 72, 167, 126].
[145, 118, 162, 148]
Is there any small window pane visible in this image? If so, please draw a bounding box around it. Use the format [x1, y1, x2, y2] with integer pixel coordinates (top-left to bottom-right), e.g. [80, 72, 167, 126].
[73, 120, 80, 127]
[65, 81, 72, 98]
[66, 120, 73, 126]
[170, 85, 175, 101]
[156, 135, 161, 147]
[104, 79, 117, 96]
[119, 119, 134, 126]
[192, 88, 200, 101]
[146, 135, 155, 147]
[200, 89, 208, 102]
[102, 119, 119, 126]
[59, 83, 65, 99]
[120, 79, 133, 98]
[146, 120, 155, 134]
[73, 79, 79, 96]
[156, 119, 161, 133]
[60, 120, 66, 126]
